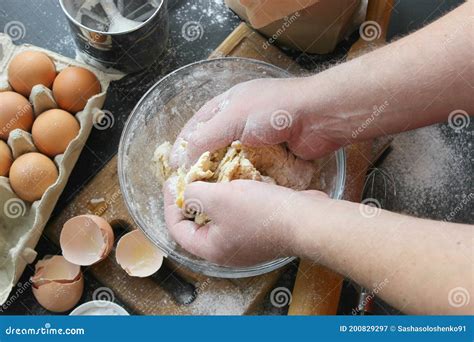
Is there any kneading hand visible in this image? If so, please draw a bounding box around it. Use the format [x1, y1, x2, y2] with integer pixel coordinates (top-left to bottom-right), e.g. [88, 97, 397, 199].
[168, 78, 344, 169]
[164, 178, 330, 266]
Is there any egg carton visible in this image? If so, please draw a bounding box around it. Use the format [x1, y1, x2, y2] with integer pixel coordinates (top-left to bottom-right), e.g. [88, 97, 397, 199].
[0, 34, 122, 305]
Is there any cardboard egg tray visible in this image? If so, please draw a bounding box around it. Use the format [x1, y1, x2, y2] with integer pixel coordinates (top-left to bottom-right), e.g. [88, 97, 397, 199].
[0, 34, 122, 305]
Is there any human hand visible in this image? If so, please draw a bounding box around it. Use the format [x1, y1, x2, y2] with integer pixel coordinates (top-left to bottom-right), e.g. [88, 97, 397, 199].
[169, 77, 344, 169]
[163, 178, 331, 266]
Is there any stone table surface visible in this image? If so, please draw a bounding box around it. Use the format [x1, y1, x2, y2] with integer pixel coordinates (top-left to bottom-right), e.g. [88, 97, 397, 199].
[0, 0, 470, 315]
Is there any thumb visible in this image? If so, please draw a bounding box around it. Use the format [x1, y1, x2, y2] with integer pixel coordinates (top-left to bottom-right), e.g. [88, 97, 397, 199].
[182, 181, 227, 221]
[168, 181, 226, 260]
[168, 220, 213, 260]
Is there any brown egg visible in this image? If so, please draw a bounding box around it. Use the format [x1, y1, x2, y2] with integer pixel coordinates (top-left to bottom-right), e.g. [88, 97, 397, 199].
[53, 67, 101, 113]
[0, 140, 13, 177]
[32, 109, 80, 157]
[0, 91, 34, 140]
[31, 255, 84, 313]
[9, 152, 58, 202]
[8, 51, 56, 97]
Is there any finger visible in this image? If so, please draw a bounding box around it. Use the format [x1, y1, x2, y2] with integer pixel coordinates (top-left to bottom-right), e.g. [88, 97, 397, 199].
[168, 220, 213, 259]
[163, 178, 184, 227]
[287, 134, 342, 160]
[182, 181, 229, 221]
[169, 93, 230, 168]
[185, 113, 245, 165]
[301, 189, 329, 198]
[240, 109, 294, 147]
[164, 180, 216, 260]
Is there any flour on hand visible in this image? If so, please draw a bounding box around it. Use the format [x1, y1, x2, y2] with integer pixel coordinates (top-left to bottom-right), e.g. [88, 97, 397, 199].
[152, 140, 315, 225]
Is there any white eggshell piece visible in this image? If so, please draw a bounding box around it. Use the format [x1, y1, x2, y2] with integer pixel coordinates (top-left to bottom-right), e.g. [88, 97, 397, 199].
[7, 129, 38, 159]
[0, 34, 123, 307]
[29, 84, 58, 116]
[116, 230, 165, 278]
[60, 215, 114, 266]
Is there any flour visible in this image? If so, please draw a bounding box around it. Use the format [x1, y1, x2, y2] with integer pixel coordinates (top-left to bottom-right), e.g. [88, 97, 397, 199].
[174, 0, 229, 28]
[374, 124, 473, 222]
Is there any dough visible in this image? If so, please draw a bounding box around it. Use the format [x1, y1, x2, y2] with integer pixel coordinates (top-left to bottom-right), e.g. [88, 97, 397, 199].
[152, 141, 173, 184]
[152, 140, 315, 224]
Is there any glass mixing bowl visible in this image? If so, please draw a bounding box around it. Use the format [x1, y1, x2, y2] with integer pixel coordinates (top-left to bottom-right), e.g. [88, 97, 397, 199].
[118, 57, 345, 278]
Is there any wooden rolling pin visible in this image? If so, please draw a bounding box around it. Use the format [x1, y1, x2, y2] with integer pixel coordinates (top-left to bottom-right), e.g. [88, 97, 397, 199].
[288, 0, 394, 316]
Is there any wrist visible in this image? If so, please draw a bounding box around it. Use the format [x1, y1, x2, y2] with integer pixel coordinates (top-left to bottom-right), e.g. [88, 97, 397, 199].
[288, 197, 358, 262]
[293, 75, 356, 148]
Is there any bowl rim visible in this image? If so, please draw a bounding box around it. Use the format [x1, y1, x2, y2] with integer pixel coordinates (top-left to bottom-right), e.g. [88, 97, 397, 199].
[118, 57, 346, 278]
[69, 301, 129, 316]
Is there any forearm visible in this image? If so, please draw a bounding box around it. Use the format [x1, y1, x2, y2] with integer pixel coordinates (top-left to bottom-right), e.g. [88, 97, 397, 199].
[291, 198, 473, 314]
[294, 1, 472, 145]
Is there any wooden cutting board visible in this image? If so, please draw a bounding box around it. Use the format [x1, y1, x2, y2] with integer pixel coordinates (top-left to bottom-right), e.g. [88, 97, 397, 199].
[44, 23, 304, 315]
[44, 22, 390, 315]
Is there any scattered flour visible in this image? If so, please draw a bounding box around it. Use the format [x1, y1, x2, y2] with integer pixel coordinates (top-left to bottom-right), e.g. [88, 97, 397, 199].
[374, 124, 473, 222]
[174, 0, 229, 28]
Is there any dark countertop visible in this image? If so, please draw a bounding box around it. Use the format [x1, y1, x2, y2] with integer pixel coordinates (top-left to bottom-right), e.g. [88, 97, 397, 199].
[1, 0, 470, 316]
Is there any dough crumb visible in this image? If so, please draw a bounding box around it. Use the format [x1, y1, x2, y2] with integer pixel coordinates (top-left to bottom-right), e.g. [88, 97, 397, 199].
[152, 141, 173, 184]
[153, 140, 315, 224]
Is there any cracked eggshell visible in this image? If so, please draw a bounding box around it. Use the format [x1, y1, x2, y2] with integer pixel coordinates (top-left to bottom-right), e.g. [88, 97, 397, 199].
[0, 34, 123, 307]
[116, 230, 165, 278]
[60, 215, 114, 266]
[31, 255, 83, 312]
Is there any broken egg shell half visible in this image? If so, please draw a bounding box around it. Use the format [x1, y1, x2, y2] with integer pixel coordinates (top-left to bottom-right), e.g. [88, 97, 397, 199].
[31, 255, 84, 313]
[60, 215, 114, 266]
[116, 230, 165, 278]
